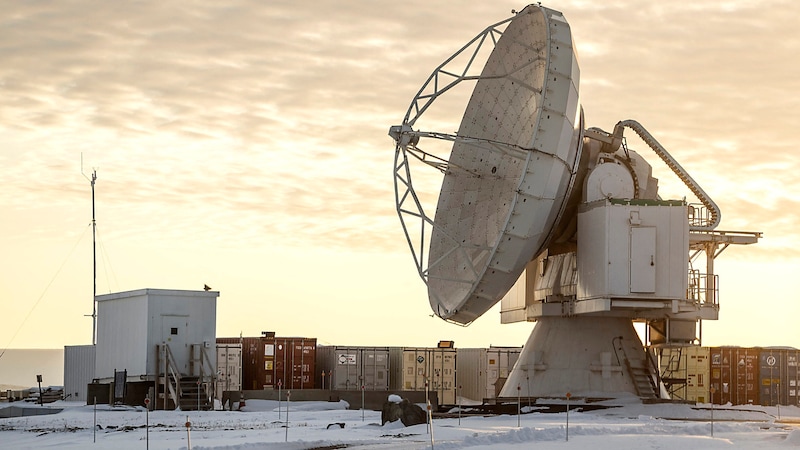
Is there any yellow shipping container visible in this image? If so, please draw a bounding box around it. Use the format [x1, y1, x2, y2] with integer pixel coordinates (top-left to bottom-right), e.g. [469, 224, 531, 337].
[658, 346, 710, 403]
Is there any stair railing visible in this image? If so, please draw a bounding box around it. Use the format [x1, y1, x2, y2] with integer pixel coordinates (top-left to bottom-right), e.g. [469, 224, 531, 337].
[190, 343, 216, 410]
[159, 343, 183, 409]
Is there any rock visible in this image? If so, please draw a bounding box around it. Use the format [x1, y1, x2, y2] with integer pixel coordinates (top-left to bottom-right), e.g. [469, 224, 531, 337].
[381, 398, 427, 426]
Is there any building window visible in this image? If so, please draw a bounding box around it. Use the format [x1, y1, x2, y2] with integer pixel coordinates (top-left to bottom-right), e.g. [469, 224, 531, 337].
[171, 327, 178, 335]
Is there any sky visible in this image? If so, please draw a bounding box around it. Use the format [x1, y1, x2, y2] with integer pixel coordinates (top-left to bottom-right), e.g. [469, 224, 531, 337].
[1, 0, 799, 351]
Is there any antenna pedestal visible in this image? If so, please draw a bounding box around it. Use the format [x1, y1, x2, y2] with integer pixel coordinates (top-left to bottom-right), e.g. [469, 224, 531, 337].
[500, 316, 658, 399]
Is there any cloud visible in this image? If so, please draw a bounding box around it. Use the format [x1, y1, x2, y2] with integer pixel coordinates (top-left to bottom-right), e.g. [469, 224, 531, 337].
[1, 0, 798, 260]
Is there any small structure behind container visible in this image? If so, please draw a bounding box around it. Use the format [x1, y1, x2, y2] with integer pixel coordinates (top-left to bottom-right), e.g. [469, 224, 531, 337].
[709, 346, 760, 406]
[389, 345, 457, 406]
[317, 346, 391, 391]
[63, 344, 96, 403]
[456, 347, 522, 402]
[215, 344, 242, 406]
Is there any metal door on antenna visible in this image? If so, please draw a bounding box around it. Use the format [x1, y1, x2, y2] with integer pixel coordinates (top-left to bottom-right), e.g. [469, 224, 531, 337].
[390, 4, 761, 400]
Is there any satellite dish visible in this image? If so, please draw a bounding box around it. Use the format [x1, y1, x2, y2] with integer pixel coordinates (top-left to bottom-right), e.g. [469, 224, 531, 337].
[391, 4, 760, 399]
[391, 5, 582, 324]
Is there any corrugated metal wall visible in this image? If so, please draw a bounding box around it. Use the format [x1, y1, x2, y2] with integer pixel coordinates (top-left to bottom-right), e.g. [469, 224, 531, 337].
[217, 336, 316, 390]
[684, 346, 710, 403]
[710, 347, 760, 405]
[64, 345, 96, 403]
[273, 337, 316, 390]
[456, 347, 522, 402]
[215, 344, 242, 402]
[389, 347, 456, 405]
[317, 346, 391, 391]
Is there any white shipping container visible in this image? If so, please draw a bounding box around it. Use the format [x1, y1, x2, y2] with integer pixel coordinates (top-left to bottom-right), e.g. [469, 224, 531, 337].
[456, 347, 522, 402]
[316, 346, 390, 391]
[215, 344, 242, 403]
[64, 345, 96, 403]
[389, 347, 457, 405]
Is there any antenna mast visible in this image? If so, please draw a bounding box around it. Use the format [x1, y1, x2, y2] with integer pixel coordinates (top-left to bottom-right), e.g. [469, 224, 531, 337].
[90, 169, 97, 345]
[82, 155, 98, 345]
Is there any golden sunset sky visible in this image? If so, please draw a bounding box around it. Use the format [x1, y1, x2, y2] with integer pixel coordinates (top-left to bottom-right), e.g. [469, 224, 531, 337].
[1, 1, 797, 350]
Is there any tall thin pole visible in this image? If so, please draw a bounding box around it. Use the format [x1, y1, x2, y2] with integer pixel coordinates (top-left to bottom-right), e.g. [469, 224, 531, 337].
[90, 170, 97, 345]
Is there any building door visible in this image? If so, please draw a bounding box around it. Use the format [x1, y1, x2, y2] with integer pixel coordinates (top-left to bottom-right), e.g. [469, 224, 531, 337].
[630, 227, 656, 293]
[161, 315, 189, 374]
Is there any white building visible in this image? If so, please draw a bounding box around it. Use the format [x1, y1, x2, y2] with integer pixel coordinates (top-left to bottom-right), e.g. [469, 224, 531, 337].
[92, 288, 219, 409]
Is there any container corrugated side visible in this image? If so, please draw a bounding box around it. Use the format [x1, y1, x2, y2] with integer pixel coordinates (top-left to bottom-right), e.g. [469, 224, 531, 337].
[455, 348, 485, 402]
[710, 347, 760, 405]
[273, 337, 316, 389]
[64, 345, 96, 403]
[786, 350, 800, 406]
[759, 348, 783, 406]
[215, 344, 242, 401]
[217, 337, 266, 390]
[456, 347, 522, 402]
[317, 346, 391, 391]
[390, 347, 457, 405]
[684, 346, 710, 403]
[486, 347, 521, 398]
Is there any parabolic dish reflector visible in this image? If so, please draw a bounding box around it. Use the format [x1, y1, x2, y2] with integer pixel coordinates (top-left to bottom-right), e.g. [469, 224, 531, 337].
[427, 6, 582, 324]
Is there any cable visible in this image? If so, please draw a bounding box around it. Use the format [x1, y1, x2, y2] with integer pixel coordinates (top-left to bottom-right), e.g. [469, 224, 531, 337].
[0, 223, 91, 361]
[95, 226, 119, 293]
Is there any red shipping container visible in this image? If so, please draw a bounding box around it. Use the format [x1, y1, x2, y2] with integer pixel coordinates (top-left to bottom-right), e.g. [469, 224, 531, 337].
[709, 347, 760, 406]
[273, 337, 317, 390]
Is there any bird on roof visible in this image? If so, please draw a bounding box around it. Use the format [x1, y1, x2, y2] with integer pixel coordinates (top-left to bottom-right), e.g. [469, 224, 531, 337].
[204, 284, 211, 291]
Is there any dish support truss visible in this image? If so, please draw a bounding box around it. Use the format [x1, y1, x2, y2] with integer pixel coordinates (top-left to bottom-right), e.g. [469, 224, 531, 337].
[390, 13, 516, 298]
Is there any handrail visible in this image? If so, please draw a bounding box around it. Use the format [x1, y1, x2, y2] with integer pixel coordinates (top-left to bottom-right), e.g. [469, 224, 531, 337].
[160, 343, 182, 409]
[615, 120, 720, 231]
[189, 343, 216, 409]
[645, 347, 662, 396]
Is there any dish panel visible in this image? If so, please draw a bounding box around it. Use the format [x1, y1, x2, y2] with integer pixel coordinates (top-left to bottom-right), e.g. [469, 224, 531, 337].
[427, 5, 583, 323]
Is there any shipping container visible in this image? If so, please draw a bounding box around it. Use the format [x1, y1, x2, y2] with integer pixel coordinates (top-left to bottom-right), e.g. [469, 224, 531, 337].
[758, 348, 800, 406]
[389, 347, 457, 405]
[787, 349, 800, 406]
[316, 346, 391, 391]
[709, 347, 759, 405]
[456, 347, 522, 402]
[759, 348, 782, 406]
[658, 346, 710, 403]
[217, 337, 268, 390]
[273, 337, 317, 390]
[217, 336, 317, 390]
[215, 344, 242, 402]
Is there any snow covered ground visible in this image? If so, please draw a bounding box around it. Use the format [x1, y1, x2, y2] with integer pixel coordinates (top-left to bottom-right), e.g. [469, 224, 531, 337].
[1, 397, 799, 449]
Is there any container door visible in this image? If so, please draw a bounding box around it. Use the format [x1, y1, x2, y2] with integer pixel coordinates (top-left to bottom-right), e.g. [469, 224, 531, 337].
[363, 349, 389, 390]
[263, 340, 275, 388]
[787, 352, 799, 406]
[760, 350, 781, 406]
[274, 341, 288, 389]
[334, 349, 359, 390]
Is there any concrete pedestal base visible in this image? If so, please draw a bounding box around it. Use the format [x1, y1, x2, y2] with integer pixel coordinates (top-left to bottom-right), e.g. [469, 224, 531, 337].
[499, 316, 654, 399]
